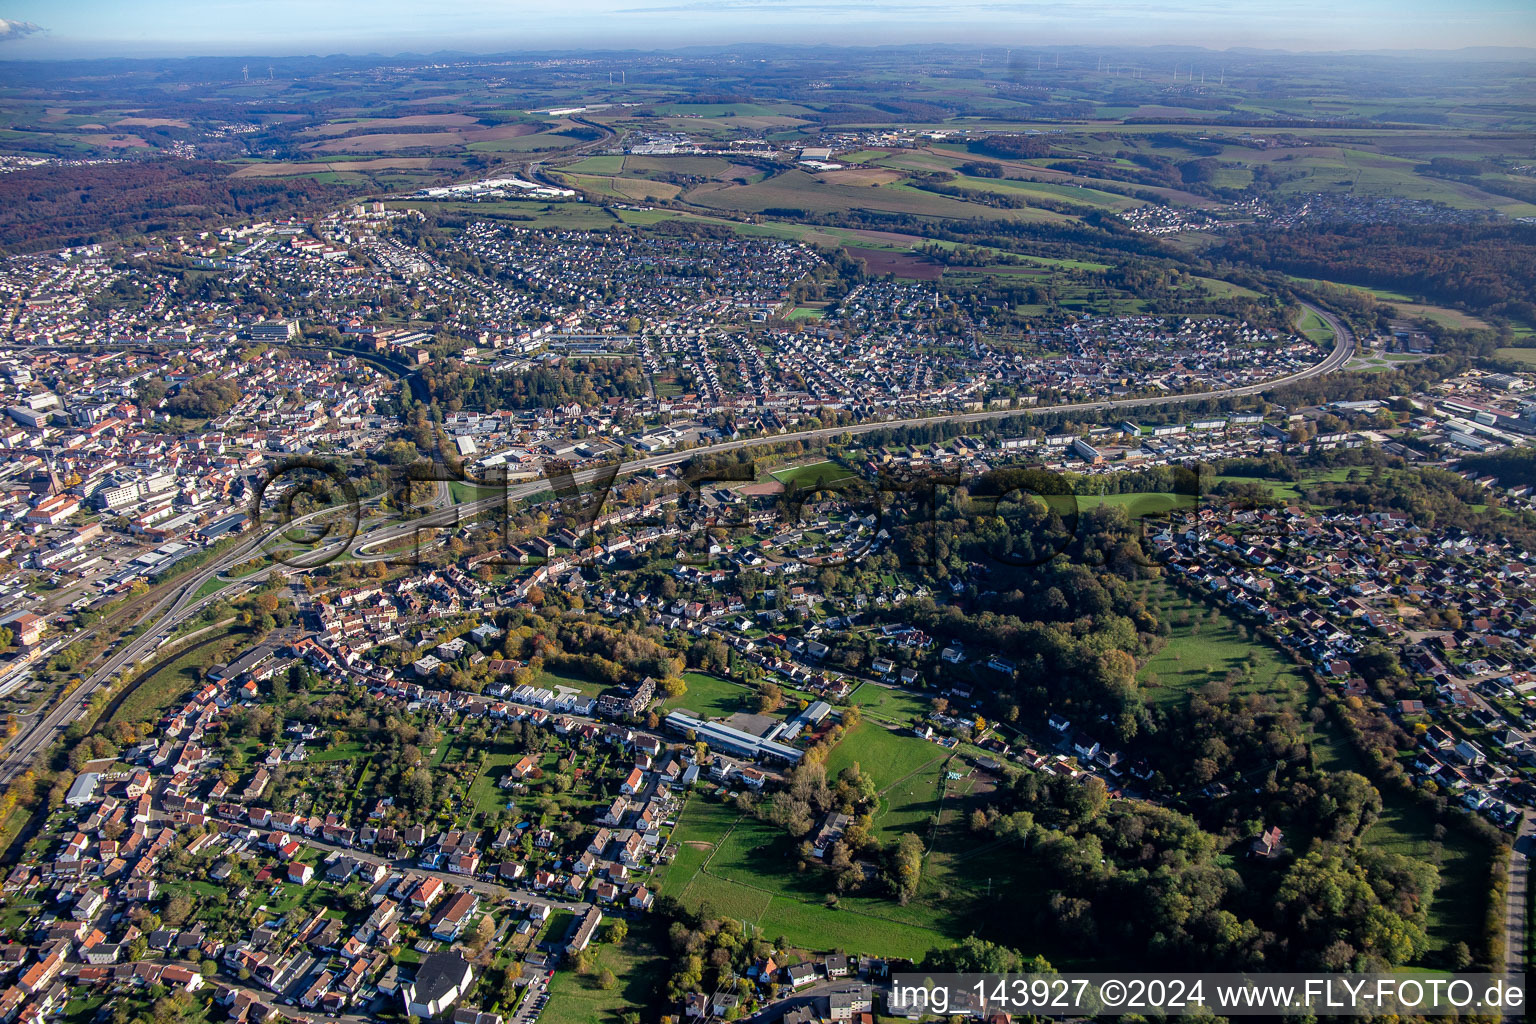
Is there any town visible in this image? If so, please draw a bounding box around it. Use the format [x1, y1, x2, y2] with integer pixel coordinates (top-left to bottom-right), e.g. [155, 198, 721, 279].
[0, 32, 1533, 1024]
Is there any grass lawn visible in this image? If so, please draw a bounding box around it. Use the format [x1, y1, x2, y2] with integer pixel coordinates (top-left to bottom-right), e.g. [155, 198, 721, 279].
[308, 740, 367, 763]
[660, 795, 955, 959]
[108, 630, 250, 725]
[541, 917, 668, 1024]
[771, 460, 855, 491]
[1296, 307, 1336, 345]
[1495, 347, 1536, 367]
[950, 174, 1138, 210]
[464, 732, 559, 817]
[0, 803, 35, 863]
[664, 672, 752, 719]
[656, 797, 738, 897]
[448, 479, 504, 504]
[1214, 474, 1306, 502]
[1077, 491, 1199, 517]
[824, 721, 945, 794]
[847, 683, 929, 727]
[192, 577, 230, 601]
[1212, 466, 1362, 506]
[1134, 579, 1306, 709]
[1149, 579, 1493, 963]
[824, 710, 956, 843]
[873, 755, 951, 836]
[1362, 801, 1491, 958]
[1316, 727, 1494, 960]
[535, 667, 609, 698]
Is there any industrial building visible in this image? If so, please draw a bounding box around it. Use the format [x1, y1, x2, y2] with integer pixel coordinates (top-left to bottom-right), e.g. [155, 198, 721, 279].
[664, 711, 804, 763]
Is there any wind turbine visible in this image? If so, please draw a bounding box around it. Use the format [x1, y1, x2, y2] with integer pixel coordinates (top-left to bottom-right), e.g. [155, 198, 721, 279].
[241, 65, 249, 82]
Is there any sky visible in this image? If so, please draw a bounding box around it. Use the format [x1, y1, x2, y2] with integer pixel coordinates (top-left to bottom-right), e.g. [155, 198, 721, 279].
[0, 0, 1532, 59]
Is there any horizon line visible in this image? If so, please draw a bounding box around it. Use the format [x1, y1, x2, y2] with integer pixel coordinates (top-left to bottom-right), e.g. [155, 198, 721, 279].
[2, 40, 1535, 64]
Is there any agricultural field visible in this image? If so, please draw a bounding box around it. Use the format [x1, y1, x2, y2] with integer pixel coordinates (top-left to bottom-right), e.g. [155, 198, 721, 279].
[563, 174, 682, 202]
[682, 168, 1065, 222]
[843, 245, 944, 280]
[230, 157, 448, 178]
[944, 173, 1142, 210]
[301, 122, 543, 154]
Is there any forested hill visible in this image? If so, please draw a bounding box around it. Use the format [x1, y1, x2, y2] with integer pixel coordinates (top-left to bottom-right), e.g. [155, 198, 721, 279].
[1217, 221, 1536, 325]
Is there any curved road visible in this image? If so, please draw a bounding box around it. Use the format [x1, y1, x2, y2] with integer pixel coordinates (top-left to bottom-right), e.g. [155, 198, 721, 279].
[346, 301, 1353, 560]
[0, 303, 1350, 786]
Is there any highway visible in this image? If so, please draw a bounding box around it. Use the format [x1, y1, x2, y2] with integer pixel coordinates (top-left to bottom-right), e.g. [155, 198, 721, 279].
[0, 302, 1351, 787]
[345, 300, 1353, 560]
[0, 517, 294, 786]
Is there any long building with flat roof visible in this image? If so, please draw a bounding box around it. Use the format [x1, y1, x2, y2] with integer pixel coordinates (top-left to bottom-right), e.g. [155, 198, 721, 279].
[664, 711, 803, 764]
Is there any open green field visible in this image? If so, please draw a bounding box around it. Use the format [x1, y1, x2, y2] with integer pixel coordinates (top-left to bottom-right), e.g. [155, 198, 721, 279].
[563, 173, 682, 202]
[1495, 347, 1536, 367]
[622, 154, 738, 177]
[1296, 307, 1336, 345]
[1194, 277, 1263, 299]
[871, 752, 952, 836]
[108, 630, 250, 725]
[534, 666, 609, 697]
[660, 798, 956, 960]
[824, 721, 945, 795]
[1313, 718, 1494, 960]
[1077, 491, 1198, 517]
[1288, 276, 1495, 330]
[664, 672, 752, 719]
[447, 479, 506, 504]
[1135, 579, 1307, 708]
[541, 917, 667, 1024]
[684, 168, 1073, 223]
[192, 577, 231, 601]
[1154, 579, 1494, 962]
[1362, 801, 1491, 957]
[1349, 351, 1428, 372]
[1212, 465, 1365, 505]
[384, 200, 621, 230]
[847, 682, 929, 727]
[465, 748, 525, 818]
[562, 154, 624, 174]
[771, 460, 855, 491]
[947, 173, 1141, 210]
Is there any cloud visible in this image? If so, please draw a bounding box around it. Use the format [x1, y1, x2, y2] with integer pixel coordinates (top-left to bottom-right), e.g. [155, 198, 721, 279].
[0, 18, 42, 41]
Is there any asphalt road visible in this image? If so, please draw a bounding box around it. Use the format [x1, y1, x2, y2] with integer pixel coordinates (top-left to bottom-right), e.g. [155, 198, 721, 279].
[0, 302, 1351, 786]
[0, 523, 284, 785]
[1506, 810, 1532, 976]
[344, 300, 1353, 562]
